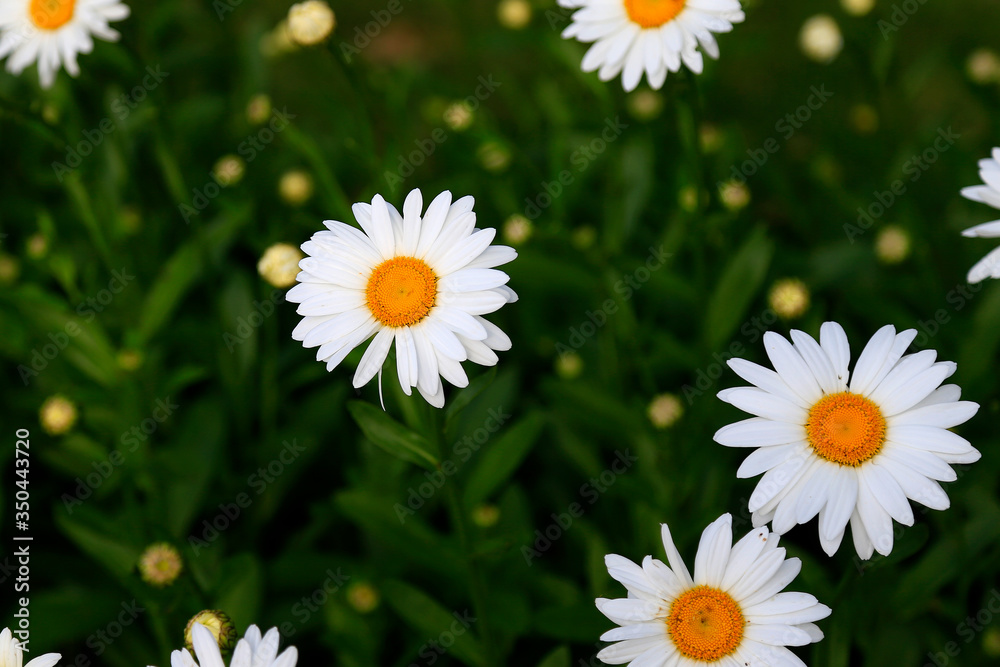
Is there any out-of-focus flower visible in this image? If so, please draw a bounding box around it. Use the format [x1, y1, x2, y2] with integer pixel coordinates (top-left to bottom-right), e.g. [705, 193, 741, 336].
[184, 612, 237, 655]
[118, 349, 144, 371]
[279, 170, 314, 206]
[287, 0, 335, 46]
[647, 393, 683, 429]
[0, 627, 60, 667]
[40, 395, 77, 436]
[498, 0, 532, 29]
[478, 141, 511, 172]
[572, 226, 596, 249]
[472, 504, 501, 528]
[347, 582, 381, 614]
[719, 180, 750, 211]
[800, 14, 843, 63]
[768, 278, 810, 320]
[967, 49, 1000, 85]
[558, 0, 745, 92]
[443, 102, 474, 132]
[0, 254, 19, 285]
[555, 351, 583, 379]
[502, 215, 533, 246]
[699, 124, 723, 153]
[841, 0, 875, 16]
[26, 233, 48, 259]
[626, 90, 664, 121]
[214, 155, 245, 187]
[678, 185, 699, 213]
[258, 243, 304, 289]
[849, 104, 879, 134]
[247, 95, 273, 125]
[0, 0, 130, 88]
[875, 226, 911, 265]
[138, 543, 183, 588]
[288, 189, 517, 408]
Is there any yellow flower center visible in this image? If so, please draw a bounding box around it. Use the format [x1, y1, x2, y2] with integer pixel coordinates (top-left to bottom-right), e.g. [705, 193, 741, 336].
[805, 392, 886, 466]
[29, 0, 76, 30]
[365, 256, 438, 328]
[667, 586, 745, 661]
[624, 0, 686, 28]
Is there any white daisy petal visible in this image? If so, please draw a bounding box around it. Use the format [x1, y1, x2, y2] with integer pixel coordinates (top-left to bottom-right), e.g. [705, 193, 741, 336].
[720, 321, 977, 558]
[289, 189, 515, 407]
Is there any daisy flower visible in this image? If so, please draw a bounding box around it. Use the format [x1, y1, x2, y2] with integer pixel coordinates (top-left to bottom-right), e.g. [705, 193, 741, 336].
[714, 322, 980, 559]
[164, 623, 297, 667]
[557, 0, 745, 92]
[287, 189, 517, 408]
[960, 147, 1000, 283]
[1, 628, 61, 667]
[596, 514, 831, 666]
[0, 0, 130, 89]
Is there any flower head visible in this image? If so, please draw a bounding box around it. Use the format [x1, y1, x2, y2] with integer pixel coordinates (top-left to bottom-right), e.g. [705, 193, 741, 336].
[647, 393, 683, 429]
[1, 628, 61, 667]
[0, 0, 130, 88]
[960, 148, 1000, 282]
[768, 278, 810, 320]
[799, 14, 842, 63]
[596, 514, 830, 666]
[279, 170, 314, 206]
[715, 322, 980, 558]
[288, 189, 517, 408]
[286, 0, 334, 45]
[185, 613, 237, 654]
[139, 542, 183, 587]
[259, 243, 304, 288]
[40, 395, 77, 435]
[558, 0, 745, 92]
[167, 622, 297, 667]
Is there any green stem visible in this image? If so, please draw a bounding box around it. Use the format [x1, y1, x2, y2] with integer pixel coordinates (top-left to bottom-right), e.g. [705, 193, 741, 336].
[425, 407, 500, 667]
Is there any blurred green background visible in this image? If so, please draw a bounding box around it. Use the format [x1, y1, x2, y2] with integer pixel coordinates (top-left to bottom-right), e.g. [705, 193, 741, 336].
[3, 0, 1000, 665]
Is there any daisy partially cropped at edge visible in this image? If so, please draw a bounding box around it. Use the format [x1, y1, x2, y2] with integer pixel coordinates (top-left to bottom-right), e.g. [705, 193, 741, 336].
[596, 514, 830, 666]
[160, 623, 297, 667]
[0, 0, 130, 89]
[557, 0, 745, 92]
[714, 322, 980, 559]
[1, 628, 61, 667]
[960, 147, 1000, 283]
[288, 189, 517, 408]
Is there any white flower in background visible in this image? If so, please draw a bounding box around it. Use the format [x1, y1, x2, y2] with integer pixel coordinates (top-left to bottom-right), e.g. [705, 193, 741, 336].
[286, 0, 334, 46]
[558, 0, 745, 92]
[0, 0, 130, 88]
[288, 189, 517, 407]
[840, 0, 875, 17]
[1, 628, 61, 667]
[960, 148, 1000, 283]
[163, 623, 297, 667]
[596, 514, 830, 666]
[715, 322, 980, 559]
[799, 14, 842, 63]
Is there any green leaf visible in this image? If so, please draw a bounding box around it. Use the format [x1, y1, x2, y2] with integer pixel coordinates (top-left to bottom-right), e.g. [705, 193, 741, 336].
[162, 398, 227, 537]
[213, 553, 263, 630]
[536, 646, 571, 667]
[464, 411, 546, 508]
[381, 579, 485, 667]
[445, 366, 497, 427]
[136, 207, 248, 345]
[348, 401, 439, 470]
[56, 509, 140, 579]
[703, 226, 774, 350]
